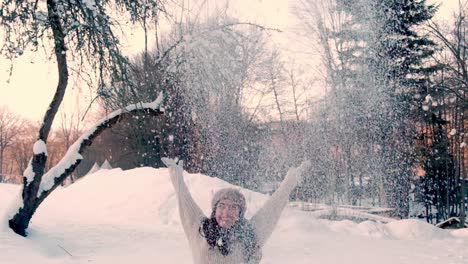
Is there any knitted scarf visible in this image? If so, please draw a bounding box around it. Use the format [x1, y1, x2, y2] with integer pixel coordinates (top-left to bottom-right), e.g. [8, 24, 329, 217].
[199, 215, 261, 263]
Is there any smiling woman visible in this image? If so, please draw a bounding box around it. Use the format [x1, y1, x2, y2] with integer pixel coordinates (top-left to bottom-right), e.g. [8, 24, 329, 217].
[161, 157, 310, 264]
[213, 189, 245, 228]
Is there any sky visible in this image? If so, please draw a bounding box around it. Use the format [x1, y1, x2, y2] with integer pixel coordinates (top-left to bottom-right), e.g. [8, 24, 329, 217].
[1, 166, 467, 263]
[0, 0, 461, 123]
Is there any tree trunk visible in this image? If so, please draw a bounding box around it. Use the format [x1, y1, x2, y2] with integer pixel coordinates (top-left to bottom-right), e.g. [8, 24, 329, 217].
[9, 0, 69, 236]
[9, 153, 47, 236]
[0, 149, 3, 182]
[461, 177, 466, 228]
[8, 108, 163, 236]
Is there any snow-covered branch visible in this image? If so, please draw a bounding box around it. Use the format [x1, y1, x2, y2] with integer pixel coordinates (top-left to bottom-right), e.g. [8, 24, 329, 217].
[36, 93, 164, 200]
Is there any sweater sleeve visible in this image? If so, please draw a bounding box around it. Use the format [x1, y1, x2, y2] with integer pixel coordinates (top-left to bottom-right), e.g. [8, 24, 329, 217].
[169, 167, 206, 238]
[249, 172, 300, 247]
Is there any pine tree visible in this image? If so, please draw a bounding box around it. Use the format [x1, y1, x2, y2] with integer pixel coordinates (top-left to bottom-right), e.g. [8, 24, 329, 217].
[331, 0, 438, 216]
[367, 0, 438, 218]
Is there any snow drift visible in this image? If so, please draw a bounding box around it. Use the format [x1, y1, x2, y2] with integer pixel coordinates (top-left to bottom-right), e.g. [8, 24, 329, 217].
[0, 167, 467, 263]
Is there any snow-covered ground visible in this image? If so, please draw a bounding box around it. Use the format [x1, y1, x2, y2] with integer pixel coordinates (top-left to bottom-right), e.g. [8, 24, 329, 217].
[1, 168, 467, 263]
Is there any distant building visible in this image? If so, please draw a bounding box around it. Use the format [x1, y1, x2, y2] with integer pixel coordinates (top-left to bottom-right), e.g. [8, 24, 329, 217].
[436, 217, 468, 229]
[101, 159, 113, 170]
[86, 162, 101, 175]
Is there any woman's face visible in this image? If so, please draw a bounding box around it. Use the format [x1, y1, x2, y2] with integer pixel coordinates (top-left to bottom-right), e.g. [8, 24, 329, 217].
[215, 199, 241, 228]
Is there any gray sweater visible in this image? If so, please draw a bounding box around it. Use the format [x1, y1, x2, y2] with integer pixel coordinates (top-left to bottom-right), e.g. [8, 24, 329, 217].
[169, 169, 301, 264]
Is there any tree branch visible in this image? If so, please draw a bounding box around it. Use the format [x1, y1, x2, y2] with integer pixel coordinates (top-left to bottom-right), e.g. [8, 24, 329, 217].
[36, 94, 165, 203]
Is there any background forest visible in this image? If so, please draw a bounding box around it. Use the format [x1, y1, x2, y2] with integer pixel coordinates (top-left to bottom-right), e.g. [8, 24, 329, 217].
[1, 0, 467, 228]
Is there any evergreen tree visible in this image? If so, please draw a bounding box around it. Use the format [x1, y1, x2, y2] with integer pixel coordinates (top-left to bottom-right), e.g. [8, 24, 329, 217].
[330, 0, 438, 216]
[417, 114, 456, 222]
[369, 0, 438, 218]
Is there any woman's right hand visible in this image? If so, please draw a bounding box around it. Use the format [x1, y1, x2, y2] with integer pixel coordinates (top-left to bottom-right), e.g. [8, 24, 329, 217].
[161, 157, 184, 176]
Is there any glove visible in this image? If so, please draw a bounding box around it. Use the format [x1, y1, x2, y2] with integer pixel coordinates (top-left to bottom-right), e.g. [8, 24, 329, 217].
[285, 160, 311, 183]
[161, 157, 184, 176]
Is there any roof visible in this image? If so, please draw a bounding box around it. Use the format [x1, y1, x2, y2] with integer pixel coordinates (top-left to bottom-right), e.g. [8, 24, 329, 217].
[436, 217, 468, 228]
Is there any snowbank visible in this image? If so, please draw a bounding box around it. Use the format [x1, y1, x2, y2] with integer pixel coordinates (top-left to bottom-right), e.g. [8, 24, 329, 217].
[0, 167, 466, 264]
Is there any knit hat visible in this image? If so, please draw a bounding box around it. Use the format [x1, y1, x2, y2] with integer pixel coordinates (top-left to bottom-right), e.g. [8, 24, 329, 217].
[211, 188, 247, 218]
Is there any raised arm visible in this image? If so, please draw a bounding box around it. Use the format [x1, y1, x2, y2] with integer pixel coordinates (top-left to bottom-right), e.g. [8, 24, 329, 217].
[250, 161, 310, 246]
[162, 158, 205, 237]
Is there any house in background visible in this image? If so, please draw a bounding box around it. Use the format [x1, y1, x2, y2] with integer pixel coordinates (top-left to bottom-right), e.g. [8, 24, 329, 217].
[436, 217, 468, 229]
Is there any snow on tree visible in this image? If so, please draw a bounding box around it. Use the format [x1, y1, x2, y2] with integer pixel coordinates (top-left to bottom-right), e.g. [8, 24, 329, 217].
[0, 0, 165, 236]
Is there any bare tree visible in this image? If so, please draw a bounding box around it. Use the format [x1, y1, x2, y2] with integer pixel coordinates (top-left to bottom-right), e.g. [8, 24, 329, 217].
[9, 121, 37, 178]
[170, 18, 278, 185]
[1, 0, 166, 236]
[56, 107, 85, 184]
[0, 106, 24, 182]
[293, 0, 372, 206]
[103, 9, 282, 186]
[426, 0, 468, 227]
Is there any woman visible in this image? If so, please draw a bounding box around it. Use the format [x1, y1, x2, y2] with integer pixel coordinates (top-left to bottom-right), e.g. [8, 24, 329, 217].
[161, 158, 310, 264]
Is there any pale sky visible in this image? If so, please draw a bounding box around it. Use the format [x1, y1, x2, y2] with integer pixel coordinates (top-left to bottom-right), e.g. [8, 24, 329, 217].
[0, 0, 460, 122]
[0, 0, 290, 123]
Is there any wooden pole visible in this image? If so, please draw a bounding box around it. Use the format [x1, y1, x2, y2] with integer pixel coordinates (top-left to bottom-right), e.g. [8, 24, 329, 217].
[461, 176, 466, 228]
